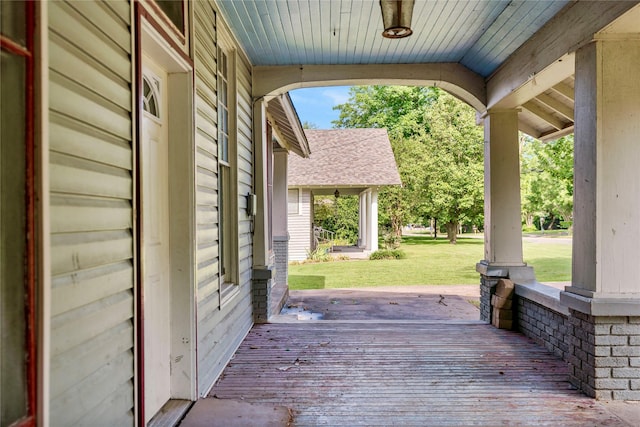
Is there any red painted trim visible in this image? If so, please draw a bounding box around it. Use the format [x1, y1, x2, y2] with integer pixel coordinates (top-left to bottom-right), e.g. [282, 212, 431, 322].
[0, 35, 32, 57]
[139, 3, 192, 67]
[134, 3, 145, 424]
[24, 0, 37, 423]
[1, 1, 38, 425]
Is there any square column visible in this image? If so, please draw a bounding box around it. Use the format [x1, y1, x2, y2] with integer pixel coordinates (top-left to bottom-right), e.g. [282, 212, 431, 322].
[477, 108, 534, 323]
[561, 37, 640, 400]
[358, 191, 366, 247]
[251, 100, 273, 323]
[271, 149, 290, 314]
[482, 109, 525, 267]
[369, 189, 378, 251]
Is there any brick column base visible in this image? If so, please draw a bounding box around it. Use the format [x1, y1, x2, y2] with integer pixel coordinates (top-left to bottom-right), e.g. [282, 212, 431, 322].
[479, 275, 502, 323]
[252, 267, 274, 323]
[568, 310, 640, 400]
[274, 236, 288, 288]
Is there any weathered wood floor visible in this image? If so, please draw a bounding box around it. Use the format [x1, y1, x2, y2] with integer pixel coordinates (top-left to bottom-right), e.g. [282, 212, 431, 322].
[209, 321, 629, 426]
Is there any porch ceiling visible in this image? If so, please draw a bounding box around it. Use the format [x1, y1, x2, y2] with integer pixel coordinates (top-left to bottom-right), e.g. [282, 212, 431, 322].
[217, 1, 639, 141]
[215, 0, 568, 77]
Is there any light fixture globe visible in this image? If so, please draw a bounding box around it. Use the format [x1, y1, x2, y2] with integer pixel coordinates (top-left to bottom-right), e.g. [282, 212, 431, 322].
[380, 0, 415, 39]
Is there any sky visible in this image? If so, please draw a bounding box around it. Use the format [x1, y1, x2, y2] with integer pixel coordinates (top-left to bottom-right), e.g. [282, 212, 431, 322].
[289, 86, 352, 129]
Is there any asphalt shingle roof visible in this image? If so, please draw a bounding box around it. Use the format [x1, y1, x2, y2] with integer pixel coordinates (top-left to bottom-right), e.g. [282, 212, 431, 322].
[288, 129, 402, 187]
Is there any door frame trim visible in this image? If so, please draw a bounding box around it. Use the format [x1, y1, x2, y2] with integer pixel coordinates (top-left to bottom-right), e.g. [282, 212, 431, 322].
[135, 3, 196, 424]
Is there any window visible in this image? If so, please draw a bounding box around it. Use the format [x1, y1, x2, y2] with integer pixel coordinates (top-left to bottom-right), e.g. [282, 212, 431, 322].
[1, 1, 36, 425]
[288, 189, 300, 215]
[142, 76, 160, 118]
[218, 45, 238, 302]
[155, 0, 185, 34]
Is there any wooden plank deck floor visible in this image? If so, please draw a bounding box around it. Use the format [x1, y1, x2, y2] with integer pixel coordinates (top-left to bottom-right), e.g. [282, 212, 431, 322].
[209, 321, 630, 426]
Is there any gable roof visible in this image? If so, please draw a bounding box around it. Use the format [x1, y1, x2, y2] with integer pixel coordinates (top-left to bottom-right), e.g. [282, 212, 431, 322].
[288, 129, 402, 188]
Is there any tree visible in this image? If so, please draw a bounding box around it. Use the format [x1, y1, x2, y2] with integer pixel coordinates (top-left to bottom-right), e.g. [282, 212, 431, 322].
[333, 86, 484, 243]
[520, 135, 574, 231]
[333, 86, 437, 236]
[415, 93, 484, 243]
[313, 195, 359, 243]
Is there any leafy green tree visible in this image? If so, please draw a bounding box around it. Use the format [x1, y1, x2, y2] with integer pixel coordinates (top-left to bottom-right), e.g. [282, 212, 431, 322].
[416, 94, 484, 243]
[302, 121, 319, 129]
[313, 195, 359, 243]
[520, 135, 574, 231]
[333, 86, 436, 236]
[333, 86, 484, 243]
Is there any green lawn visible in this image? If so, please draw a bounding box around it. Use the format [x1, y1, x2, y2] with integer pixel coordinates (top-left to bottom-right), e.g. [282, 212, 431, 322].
[288, 235, 571, 290]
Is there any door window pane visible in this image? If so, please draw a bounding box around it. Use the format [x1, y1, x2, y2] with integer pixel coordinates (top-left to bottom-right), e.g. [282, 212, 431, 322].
[0, 2, 27, 46]
[0, 49, 28, 426]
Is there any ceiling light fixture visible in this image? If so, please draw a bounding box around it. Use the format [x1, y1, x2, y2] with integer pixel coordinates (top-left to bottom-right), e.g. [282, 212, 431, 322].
[380, 0, 415, 39]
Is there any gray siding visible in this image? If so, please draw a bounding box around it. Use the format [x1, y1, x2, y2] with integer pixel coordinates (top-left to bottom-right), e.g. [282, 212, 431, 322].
[49, 1, 134, 425]
[194, 1, 254, 396]
[288, 188, 312, 261]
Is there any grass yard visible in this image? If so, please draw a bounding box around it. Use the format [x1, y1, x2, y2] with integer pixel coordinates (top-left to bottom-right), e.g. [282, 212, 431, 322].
[288, 235, 571, 290]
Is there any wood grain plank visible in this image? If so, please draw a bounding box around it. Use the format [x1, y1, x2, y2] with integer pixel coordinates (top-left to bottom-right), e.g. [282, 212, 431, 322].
[209, 322, 628, 426]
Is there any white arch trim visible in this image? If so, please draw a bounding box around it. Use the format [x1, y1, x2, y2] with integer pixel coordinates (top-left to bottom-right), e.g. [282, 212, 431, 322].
[253, 63, 486, 112]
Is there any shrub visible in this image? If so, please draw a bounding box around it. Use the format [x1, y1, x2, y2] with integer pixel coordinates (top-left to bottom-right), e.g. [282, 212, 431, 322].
[369, 249, 406, 260]
[304, 244, 334, 263]
[380, 229, 401, 249]
[522, 224, 537, 232]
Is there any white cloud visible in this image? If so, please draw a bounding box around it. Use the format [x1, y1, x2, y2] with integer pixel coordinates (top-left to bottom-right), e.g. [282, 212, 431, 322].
[321, 87, 350, 106]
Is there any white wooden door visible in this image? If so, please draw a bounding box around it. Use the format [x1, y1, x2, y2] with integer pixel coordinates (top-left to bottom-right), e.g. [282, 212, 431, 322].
[142, 56, 171, 423]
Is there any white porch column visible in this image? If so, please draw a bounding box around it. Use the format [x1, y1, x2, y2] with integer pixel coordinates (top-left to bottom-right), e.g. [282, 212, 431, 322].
[364, 190, 372, 251]
[362, 188, 379, 252]
[252, 99, 269, 268]
[477, 108, 534, 323]
[251, 99, 273, 323]
[479, 109, 532, 272]
[358, 191, 366, 247]
[560, 37, 640, 400]
[563, 36, 640, 304]
[272, 148, 289, 289]
[370, 188, 378, 251]
[272, 149, 288, 238]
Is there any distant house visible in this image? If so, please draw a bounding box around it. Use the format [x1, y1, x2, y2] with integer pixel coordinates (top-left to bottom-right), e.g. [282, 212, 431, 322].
[287, 129, 402, 261]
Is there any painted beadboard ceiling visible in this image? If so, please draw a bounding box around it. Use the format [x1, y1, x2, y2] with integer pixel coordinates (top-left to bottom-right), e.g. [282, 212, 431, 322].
[216, 0, 569, 78]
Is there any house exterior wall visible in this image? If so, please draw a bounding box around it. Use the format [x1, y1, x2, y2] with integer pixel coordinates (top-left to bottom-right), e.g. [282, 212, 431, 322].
[48, 1, 135, 425]
[288, 188, 311, 261]
[42, 1, 256, 423]
[193, 0, 254, 396]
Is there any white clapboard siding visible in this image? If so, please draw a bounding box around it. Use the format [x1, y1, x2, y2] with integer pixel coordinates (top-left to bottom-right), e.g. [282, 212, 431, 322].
[48, 1, 134, 425]
[288, 189, 312, 261]
[193, 0, 255, 395]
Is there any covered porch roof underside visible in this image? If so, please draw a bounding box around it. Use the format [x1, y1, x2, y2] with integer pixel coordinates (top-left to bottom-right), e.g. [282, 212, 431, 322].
[218, 1, 640, 141]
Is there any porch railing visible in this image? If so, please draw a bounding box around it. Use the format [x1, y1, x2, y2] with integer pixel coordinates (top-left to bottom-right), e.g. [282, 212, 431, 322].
[313, 225, 335, 252]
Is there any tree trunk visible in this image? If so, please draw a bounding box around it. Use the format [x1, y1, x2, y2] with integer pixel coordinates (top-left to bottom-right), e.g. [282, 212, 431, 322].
[525, 214, 534, 228]
[446, 221, 458, 244]
[390, 196, 403, 239]
[433, 218, 437, 240]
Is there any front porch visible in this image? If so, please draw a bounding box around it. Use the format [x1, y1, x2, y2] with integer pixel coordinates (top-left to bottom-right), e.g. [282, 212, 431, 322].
[184, 318, 635, 425]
